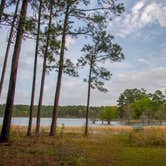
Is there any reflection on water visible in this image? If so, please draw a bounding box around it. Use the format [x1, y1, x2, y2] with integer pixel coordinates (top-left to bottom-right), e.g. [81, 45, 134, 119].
[0, 117, 166, 127]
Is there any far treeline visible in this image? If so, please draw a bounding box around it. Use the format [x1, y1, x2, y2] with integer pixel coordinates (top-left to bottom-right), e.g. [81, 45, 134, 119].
[0, 105, 102, 118]
[1, 88, 166, 124]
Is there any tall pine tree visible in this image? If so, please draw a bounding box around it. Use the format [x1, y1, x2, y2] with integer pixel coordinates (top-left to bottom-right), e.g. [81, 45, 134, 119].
[0, 0, 29, 143]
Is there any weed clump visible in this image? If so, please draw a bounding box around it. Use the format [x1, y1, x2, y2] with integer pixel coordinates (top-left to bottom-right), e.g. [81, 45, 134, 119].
[129, 127, 166, 146]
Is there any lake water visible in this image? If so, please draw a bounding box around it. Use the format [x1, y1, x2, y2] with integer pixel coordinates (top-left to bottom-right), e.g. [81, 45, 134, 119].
[0, 117, 124, 127]
[0, 117, 166, 127]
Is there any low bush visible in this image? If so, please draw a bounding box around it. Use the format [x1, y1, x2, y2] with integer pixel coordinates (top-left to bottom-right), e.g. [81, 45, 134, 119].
[129, 127, 166, 146]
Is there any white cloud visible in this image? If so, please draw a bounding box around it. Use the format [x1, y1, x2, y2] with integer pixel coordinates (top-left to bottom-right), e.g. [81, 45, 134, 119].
[132, 1, 144, 13]
[110, 0, 166, 37]
[105, 67, 166, 105]
[137, 58, 151, 65]
[115, 67, 166, 88]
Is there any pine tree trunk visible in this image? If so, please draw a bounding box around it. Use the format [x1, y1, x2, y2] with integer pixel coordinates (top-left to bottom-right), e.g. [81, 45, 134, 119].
[27, 0, 42, 136]
[0, 0, 20, 97]
[0, 0, 6, 23]
[0, 0, 29, 143]
[49, 3, 70, 136]
[35, 2, 53, 136]
[84, 59, 93, 136]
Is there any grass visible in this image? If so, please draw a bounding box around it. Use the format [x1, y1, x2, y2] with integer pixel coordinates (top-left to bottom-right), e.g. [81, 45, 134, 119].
[0, 126, 166, 166]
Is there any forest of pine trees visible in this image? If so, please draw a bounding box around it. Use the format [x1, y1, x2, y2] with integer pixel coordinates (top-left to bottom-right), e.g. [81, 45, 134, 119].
[0, 0, 124, 142]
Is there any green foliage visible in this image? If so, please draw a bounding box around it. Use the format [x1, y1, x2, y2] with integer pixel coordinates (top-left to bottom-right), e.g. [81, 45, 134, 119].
[100, 106, 118, 124]
[25, 18, 36, 32]
[151, 90, 166, 104]
[117, 88, 166, 121]
[78, 29, 124, 92]
[117, 88, 147, 106]
[131, 97, 155, 119]
[117, 88, 148, 118]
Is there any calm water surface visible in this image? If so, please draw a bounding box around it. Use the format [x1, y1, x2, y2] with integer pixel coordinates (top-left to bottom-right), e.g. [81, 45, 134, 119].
[0, 117, 123, 127]
[0, 117, 166, 127]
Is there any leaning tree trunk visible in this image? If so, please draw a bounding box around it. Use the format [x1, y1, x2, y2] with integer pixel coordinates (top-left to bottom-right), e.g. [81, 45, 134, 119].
[84, 59, 93, 136]
[0, 0, 20, 97]
[0, 0, 6, 23]
[35, 2, 53, 136]
[0, 0, 29, 143]
[49, 3, 70, 136]
[27, 0, 42, 136]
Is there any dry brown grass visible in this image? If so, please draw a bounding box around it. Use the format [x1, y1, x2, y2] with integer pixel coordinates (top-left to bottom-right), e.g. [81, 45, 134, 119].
[63, 126, 133, 134]
[10, 125, 134, 135]
[2, 126, 166, 166]
[130, 126, 166, 146]
[144, 126, 166, 132]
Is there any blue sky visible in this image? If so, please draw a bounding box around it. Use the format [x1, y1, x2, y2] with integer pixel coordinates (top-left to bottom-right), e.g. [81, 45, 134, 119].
[0, 0, 166, 106]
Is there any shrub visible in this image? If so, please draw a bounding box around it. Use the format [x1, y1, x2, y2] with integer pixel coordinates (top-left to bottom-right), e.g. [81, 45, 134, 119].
[129, 127, 166, 146]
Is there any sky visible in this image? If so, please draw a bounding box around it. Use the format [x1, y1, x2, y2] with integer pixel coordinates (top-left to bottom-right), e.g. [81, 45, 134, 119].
[0, 0, 166, 106]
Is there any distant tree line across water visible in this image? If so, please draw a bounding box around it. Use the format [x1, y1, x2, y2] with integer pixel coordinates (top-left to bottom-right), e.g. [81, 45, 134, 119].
[0, 105, 102, 118]
[1, 88, 166, 125]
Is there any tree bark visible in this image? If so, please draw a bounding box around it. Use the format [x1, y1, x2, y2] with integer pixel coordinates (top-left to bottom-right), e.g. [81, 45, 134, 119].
[27, 0, 42, 136]
[84, 59, 93, 136]
[49, 3, 70, 136]
[0, 0, 20, 97]
[0, 0, 29, 143]
[35, 1, 53, 136]
[0, 0, 6, 23]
